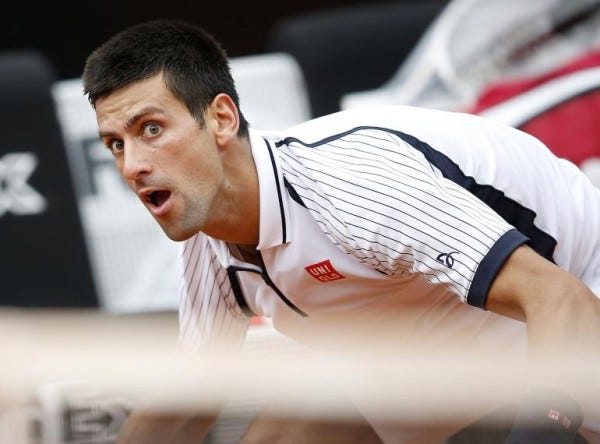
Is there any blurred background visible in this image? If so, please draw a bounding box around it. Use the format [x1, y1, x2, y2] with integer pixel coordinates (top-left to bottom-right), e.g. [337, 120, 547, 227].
[1, 0, 599, 442]
[0, 0, 430, 80]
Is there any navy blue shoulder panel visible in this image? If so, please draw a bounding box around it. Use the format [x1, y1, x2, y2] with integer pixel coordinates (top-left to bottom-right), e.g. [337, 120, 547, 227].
[276, 126, 557, 261]
[391, 130, 557, 262]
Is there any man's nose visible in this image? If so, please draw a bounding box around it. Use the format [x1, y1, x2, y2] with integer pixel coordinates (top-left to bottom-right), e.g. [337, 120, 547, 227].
[121, 141, 152, 181]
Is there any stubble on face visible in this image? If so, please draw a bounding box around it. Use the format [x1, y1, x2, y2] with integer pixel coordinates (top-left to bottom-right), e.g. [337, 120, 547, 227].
[163, 163, 224, 242]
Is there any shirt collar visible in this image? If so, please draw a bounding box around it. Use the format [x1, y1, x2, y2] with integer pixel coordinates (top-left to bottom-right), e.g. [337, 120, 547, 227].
[249, 129, 292, 249]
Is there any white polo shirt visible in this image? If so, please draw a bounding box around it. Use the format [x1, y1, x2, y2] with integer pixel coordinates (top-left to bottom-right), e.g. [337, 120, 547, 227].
[179, 105, 600, 353]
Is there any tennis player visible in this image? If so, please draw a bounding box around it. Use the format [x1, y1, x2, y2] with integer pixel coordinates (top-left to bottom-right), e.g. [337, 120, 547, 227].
[82, 19, 600, 444]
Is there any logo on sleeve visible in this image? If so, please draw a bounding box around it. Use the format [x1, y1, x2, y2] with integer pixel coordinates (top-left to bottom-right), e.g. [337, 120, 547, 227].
[305, 260, 345, 282]
[436, 251, 459, 268]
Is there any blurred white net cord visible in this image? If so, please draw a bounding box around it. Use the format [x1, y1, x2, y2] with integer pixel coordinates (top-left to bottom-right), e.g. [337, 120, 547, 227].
[1, 309, 599, 443]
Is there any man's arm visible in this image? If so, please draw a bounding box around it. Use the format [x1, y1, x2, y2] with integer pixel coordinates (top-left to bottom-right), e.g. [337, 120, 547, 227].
[116, 234, 251, 444]
[486, 244, 599, 441]
[116, 411, 217, 444]
[486, 244, 600, 360]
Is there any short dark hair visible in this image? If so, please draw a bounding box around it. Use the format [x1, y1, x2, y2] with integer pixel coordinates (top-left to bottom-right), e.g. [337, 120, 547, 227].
[82, 19, 249, 138]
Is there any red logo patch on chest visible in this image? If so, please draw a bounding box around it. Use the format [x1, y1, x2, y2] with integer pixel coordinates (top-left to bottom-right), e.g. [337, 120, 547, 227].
[305, 259, 345, 282]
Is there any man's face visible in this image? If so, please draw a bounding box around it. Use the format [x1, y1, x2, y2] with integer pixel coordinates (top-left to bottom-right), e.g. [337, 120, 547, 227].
[95, 74, 224, 241]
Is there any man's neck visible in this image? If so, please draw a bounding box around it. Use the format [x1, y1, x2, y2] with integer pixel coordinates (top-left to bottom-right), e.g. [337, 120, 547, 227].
[204, 136, 260, 244]
[228, 243, 261, 267]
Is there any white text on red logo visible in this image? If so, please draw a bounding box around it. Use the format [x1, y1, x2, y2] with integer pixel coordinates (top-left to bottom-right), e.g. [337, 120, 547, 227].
[305, 260, 345, 282]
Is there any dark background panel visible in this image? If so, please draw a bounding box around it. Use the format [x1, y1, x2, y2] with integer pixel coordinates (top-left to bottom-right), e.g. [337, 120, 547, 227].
[0, 0, 383, 80]
[0, 51, 98, 307]
[266, 0, 447, 116]
[0, 0, 444, 79]
[0, 1, 449, 117]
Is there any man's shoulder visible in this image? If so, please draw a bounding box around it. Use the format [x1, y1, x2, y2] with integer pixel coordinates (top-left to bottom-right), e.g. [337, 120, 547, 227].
[264, 105, 481, 145]
[286, 105, 417, 132]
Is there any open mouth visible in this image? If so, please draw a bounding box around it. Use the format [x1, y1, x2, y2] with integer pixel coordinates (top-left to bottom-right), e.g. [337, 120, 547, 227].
[147, 190, 171, 209]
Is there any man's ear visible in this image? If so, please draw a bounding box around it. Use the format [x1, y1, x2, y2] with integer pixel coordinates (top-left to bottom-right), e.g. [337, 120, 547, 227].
[209, 93, 240, 147]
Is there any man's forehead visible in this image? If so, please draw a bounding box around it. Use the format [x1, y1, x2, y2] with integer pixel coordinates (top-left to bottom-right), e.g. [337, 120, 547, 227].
[95, 76, 174, 129]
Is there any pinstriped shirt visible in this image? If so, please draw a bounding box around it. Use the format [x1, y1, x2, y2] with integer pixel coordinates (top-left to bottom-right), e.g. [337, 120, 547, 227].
[179, 105, 600, 352]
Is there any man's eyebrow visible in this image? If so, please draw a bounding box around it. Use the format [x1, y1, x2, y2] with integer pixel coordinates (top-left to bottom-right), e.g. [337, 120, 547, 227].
[125, 107, 164, 129]
[98, 107, 165, 139]
[98, 130, 116, 139]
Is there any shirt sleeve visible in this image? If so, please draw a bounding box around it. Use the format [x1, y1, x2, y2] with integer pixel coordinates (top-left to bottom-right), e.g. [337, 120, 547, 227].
[282, 129, 529, 308]
[343, 140, 529, 307]
[178, 233, 250, 352]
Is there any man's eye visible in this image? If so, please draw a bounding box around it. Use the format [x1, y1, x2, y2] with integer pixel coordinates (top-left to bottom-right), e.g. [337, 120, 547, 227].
[108, 140, 124, 152]
[143, 122, 162, 137]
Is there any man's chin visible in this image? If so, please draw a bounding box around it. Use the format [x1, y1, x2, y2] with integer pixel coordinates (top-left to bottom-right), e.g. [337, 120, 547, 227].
[158, 223, 200, 242]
